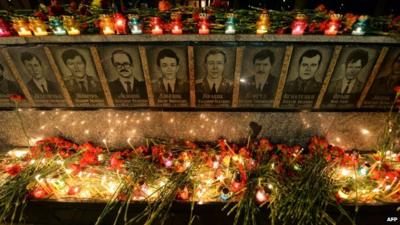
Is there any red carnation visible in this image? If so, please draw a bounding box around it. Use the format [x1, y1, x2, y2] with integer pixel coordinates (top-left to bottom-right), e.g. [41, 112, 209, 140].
[110, 152, 124, 171]
[5, 164, 22, 176]
[9, 94, 24, 103]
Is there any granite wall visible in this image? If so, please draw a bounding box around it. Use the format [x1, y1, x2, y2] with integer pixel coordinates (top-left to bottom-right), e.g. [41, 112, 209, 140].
[0, 109, 387, 152]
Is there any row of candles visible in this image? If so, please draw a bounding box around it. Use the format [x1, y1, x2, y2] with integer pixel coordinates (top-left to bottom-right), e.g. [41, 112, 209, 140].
[0, 11, 368, 37]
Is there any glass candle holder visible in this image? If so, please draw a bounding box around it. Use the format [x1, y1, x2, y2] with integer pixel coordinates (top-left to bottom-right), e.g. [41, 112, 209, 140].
[62, 16, 80, 35]
[150, 17, 163, 35]
[128, 14, 143, 34]
[291, 13, 307, 35]
[12, 17, 32, 36]
[198, 13, 209, 35]
[99, 14, 115, 35]
[325, 14, 342, 35]
[0, 18, 12, 37]
[29, 17, 48, 36]
[114, 13, 127, 35]
[352, 16, 368, 35]
[256, 10, 270, 34]
[170, 12, 183, 35]
[225, 13, 236, 34]
[49, 16, 66, 35]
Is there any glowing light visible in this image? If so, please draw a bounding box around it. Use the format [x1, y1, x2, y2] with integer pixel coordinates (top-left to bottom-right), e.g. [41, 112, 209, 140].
[360, 128, 370, 135]
[7, 148, 29, 158]
[255, 189, 268, 203]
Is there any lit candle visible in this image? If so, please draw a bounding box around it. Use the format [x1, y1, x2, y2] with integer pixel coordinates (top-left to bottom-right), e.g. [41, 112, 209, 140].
[225, 13, 236, 34]
[352, 15, 368, 35]
[29, 17, 48, 36]
[170, 12, 183, 35]
[255, 188, 268, 203]
[99, 14, 115, 35]
[62, 16, 80, 35]
[291, 14, 307, 35]
[49, 16, 66, 35]
[114, 13, 127, 35]
[150, 17, 163, 35]
[12, 17, 32, 36]
[198, 13, 209, 35]
[256, 10, 270, 35]
[325, 14, 342, 35]
[128, 14, 142, 34]
[0, 18, 12, 37]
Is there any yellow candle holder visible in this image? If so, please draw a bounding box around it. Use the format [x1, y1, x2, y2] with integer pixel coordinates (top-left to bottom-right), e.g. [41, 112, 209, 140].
[62, 16, 80, 35]
[256, 10, 270, 35]
[28, 17, 48, 36]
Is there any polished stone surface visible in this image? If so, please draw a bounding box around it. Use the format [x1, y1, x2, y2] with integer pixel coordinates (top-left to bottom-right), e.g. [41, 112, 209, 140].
[0, 34, 397, 45]
[0, 109, 386, 151]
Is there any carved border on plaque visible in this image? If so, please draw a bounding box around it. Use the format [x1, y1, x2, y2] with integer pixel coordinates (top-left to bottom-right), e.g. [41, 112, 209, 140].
[356, 47, 389, 108]
[90, 46, 115, 107]
[273, 45, 293, 108]
[232, 47, 244, 108]
[314, 45, 343, 109]
[139, 46, 155, 107]
[188, 46, 196, 107]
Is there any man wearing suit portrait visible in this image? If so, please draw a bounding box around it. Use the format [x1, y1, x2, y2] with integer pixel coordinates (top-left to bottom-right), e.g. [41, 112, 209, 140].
[108, 50, 147, 98]
[328, 49, 369, 95]
[0, 63, 20, 95]
[154, 49, 188, 95]
[369, 52, 400, 95]
[285, 49, 322, 94]
[240, 49, 277, 99]
[20, 52, 59, 95]
[61, 49, 103, 95]
[196, 49, 232, 95]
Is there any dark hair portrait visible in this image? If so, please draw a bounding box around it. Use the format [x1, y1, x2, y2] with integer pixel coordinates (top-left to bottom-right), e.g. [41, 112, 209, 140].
[111, 50, 133, 65]
[204, 49, 227, 63]
[299, 49, 322, 66]
[345, 49, 369, 67]
[157, 49, 180, 67]
[61, 49, 86, 65]
[20, 52, 41, 65]
[253, 49, 275, 65]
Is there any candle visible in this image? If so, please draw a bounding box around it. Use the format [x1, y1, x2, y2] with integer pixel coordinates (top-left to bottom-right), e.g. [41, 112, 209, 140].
[29, 17, 48, 36]
[352, 15, 368, 35]
[49, 16, 66, 35]
[198, 13, 209, 35]
[291, 14, 307, 35]
[225, 13, 236, 34]
[0, 18, 11, 37]
[325, 14, 342, 35]
[256, 10, 270, 34]
[114, 13, 127, 35]
[128, 14, 142, 34]
[12, 17, 32, 36]
[150, 17, 163, 35]
[99, 14, 115, 35]
[170, 12, 183, 35]
[62, 16, 80, 35]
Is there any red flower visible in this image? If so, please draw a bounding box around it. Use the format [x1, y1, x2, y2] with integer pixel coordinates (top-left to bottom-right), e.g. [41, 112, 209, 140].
[9, 94, 24, 103]
[5, 164, 22, 176]
[394, 86, 400, 94]
[110, 152, 124, 171]
[30, 187, 49, 199]
[79, 151, 99, 167]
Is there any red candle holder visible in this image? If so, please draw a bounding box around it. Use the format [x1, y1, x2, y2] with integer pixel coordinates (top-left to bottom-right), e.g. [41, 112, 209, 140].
[170, 12, 183, 35]
[114, 13, 127, 35]
[0, 18, 11, 37]
[198, 13, 209, 35]
[150, 17, 163, 35]
[291, 14, 307, 35]
[325, 14, 342, 35]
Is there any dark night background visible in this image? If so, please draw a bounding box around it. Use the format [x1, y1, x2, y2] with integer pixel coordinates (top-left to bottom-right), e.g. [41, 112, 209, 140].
[0, 0, 399, 15]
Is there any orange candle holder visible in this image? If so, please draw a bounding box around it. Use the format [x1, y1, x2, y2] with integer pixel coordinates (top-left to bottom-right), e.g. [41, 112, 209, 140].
[256, 10, 270, 34]
[170, 12, 183, 35]
[29, 17, 48, 36]
[150, 17, 163, 35]
[99, 14, 115, 35]
[198, 13, 209, 35]
[325, 14, 342, 35]
[12, 17, 32, 37]
[62, 16, 80, 35]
